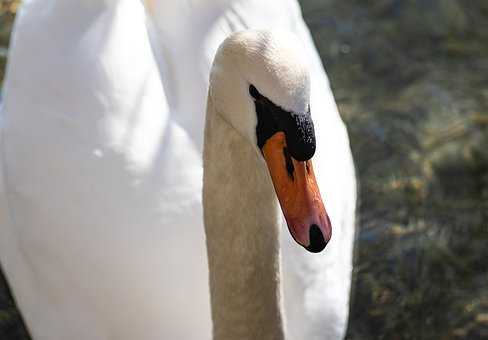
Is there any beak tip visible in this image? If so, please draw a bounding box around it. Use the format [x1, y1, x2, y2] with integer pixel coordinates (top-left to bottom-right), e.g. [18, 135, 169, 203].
[304, 224, 329, 253]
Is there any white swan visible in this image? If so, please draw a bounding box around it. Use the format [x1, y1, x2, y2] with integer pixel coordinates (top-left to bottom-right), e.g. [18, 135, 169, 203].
[0, 1, 356, 339]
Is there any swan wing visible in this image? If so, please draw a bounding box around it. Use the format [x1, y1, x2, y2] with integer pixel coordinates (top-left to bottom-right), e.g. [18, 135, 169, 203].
[0, 1, 211, 339]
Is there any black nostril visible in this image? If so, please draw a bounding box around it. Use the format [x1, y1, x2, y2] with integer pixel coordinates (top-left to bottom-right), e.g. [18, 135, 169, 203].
[283, 147, 295, 180]
[305, 224, 327, 253]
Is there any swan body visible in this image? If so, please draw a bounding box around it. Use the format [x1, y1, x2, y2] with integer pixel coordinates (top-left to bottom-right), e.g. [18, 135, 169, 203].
[0, 0, 356, 339]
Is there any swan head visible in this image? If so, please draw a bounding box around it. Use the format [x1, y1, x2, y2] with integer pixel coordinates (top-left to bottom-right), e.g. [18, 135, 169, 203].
[209, 30, 331, 252]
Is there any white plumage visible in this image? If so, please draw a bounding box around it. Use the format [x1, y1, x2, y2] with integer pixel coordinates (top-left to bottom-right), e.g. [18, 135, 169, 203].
[0, 0, 356, 339]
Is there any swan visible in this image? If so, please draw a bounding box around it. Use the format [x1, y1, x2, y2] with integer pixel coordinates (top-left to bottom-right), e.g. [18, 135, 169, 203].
[0, 0, 356, 339]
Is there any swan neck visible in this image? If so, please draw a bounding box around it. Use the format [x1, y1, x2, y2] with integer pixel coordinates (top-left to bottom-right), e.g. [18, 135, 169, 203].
[203, 97, 285, 340]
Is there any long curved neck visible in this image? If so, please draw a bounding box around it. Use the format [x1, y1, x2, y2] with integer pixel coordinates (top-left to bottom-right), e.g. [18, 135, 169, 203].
[203, 95, 285, 340]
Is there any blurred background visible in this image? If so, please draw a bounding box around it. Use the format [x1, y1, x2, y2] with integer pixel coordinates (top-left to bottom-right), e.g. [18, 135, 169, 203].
[0, 0, 487, 339]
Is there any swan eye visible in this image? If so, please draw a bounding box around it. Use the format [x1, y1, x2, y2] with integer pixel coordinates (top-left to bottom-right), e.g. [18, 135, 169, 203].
[249, 84, 260, 99]
[252, 84, 279, 150]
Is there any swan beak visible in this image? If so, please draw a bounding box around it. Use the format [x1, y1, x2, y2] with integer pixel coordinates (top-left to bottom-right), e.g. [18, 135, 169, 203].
[262, 131, 331, 253]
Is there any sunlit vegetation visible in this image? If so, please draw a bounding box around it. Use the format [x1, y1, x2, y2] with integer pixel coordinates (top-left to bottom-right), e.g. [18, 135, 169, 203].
[0, 0, 19, 87]
[299, 0, 488, 338]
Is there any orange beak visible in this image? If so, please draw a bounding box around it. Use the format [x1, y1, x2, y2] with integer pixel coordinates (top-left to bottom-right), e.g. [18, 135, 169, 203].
[262, 131, 331, 252]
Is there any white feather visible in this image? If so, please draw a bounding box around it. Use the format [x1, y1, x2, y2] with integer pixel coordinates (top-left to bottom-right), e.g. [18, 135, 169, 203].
[0, 0, 356, 339]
